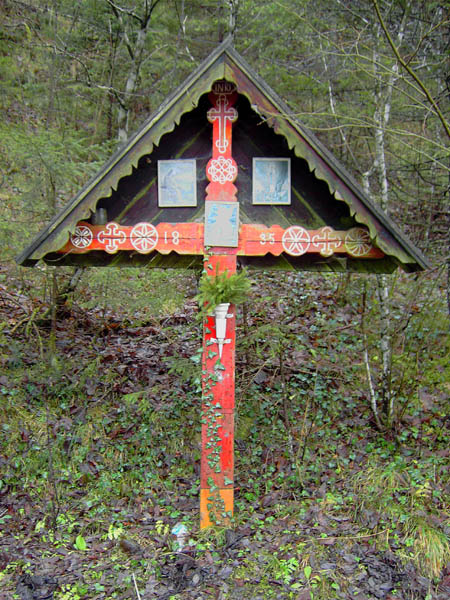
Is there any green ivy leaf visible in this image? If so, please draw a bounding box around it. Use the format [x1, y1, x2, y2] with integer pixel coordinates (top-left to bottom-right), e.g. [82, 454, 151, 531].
[75, 534, 87, 551]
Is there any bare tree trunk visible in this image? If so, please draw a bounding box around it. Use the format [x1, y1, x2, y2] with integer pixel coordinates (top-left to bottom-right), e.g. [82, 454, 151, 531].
[320, 39, 357, 169]
[106, 0, 161, 144]
[361, 282, 383, 431]
[447, 155, 450, 323]
[176, 0, 195, 63]
[107, 17, 119, 140]
[366, 13, 407, 427]
[227, 0, 238, 40]
[46, 0, 59, 128]
[116, 26, 146, 143]
[372, 0, 450, 323]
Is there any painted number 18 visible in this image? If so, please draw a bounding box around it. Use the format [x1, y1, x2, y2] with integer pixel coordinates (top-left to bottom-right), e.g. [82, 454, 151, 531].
[164, 230, 180, 245]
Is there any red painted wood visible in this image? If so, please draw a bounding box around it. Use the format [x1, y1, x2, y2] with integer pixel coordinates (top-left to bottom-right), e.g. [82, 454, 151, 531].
[205, 181, 237, 203]
[59, 222, 384, 259]
[59, 222, 204, 255]
[207, 254, 237, 274]
[202, 304, 236, 413]
[205, 82, 238, 204]
[201, 255, 237, 501]
[199, 83, 240, 526]
[200, 412, 234, 488]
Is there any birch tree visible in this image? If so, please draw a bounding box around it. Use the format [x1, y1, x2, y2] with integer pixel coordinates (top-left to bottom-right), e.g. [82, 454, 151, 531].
[360, 10, 408, 428]
[258, 0, 449, 427]
[371, 0, 450, 321]
[105, 0, 162, 144]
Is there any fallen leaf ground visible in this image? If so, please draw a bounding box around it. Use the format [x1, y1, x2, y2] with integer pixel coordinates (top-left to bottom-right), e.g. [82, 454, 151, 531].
[0, 268, 449, 599]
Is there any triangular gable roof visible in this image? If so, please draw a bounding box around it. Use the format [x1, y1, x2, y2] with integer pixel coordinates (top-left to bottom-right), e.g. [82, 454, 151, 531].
[17, 37, 429, 271]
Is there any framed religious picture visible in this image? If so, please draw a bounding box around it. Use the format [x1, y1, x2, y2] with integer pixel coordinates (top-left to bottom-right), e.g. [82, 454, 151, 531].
[252, 158, 291, 205]
[158, 159, 197, 207]
[204, 201, 239, 247]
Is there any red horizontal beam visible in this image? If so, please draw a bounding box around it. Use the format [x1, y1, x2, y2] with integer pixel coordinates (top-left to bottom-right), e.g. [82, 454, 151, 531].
[58, 222, 384, 259]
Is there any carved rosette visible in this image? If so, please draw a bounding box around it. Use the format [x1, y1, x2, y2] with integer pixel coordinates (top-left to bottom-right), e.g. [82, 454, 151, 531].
[207, 156, 238, 185]
[345, 227, 372, 257]
[130, 222, 158, 254]
[70, 225, 93, 249]
[282, 226, 311, 256]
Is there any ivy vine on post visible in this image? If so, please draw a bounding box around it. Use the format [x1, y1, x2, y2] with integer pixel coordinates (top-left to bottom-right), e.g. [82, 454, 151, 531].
[198, 257, 251, 526]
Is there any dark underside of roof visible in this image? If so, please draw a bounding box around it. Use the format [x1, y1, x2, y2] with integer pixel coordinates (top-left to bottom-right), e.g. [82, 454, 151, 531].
[17, 40, 429, 273]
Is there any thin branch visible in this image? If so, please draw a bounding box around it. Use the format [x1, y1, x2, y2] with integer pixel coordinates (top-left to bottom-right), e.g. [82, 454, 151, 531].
[104, 0, 143, 24]
[173, 0, 195, 63]
[107, 2, 135, 62]
[258, 109, 450, 165]
[143, 0, 163, 27]
[132, 573, 142, 600]
[372, 0, 450, 140]
[275, 2, 449, 133]
[361, 282, 383, 431]
[405, 16, 450, 66]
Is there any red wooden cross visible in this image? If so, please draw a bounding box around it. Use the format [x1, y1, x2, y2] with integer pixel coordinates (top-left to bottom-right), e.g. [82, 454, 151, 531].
[207, 87, 238, 157]
[59, 82, 383, 528]
[201, 84, 238, 527]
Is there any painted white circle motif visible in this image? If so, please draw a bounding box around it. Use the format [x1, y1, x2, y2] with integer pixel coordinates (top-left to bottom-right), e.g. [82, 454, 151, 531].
[345, 228, 372, 257]
[71, 225, 93, 249]
[282, 226, 311, 256]
[207, 157, 237, 184]
[130, 222, 158, 254]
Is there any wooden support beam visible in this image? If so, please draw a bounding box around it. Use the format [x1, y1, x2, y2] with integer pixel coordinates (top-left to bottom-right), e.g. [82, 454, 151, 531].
[200, 254, 236, 528]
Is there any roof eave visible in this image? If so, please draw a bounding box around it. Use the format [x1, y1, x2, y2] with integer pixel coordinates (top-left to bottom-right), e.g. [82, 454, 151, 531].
[17, 38, 429, 272]
[222, 47, 430, 271]
[17, 39, 234, 265]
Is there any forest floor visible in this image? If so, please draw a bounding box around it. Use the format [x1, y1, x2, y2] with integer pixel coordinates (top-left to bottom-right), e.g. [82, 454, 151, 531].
[0, 266, 449, 600]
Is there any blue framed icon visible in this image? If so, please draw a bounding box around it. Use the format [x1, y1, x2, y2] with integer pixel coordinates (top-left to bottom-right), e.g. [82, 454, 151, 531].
[252, 158, 291, 205]
[158, 159, 197, 207]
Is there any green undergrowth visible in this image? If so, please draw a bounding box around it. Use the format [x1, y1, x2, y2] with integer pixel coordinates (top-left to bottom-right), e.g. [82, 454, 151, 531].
[0, 269, 449, 599]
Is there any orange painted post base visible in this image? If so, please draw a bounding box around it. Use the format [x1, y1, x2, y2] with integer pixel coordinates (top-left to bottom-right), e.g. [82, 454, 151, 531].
[200, 488, 234, 530]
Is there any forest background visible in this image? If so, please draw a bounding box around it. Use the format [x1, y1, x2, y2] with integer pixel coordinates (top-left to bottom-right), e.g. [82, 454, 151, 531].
[0, 1, 449, 599]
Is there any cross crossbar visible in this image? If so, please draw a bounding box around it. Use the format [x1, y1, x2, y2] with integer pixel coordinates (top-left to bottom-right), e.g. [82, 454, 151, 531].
[61, 222, 383, 259]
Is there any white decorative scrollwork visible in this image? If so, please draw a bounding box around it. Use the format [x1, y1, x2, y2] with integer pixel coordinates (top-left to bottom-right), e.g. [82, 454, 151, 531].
[70, 225, 93, 249]
[97, 222, 126, 254]
[207, 157, 237, 184]
[282, 226, 311, 256]
[130, 222, 158, 254]
[312, 226, 341, 257]
[344, 227, 372, 257]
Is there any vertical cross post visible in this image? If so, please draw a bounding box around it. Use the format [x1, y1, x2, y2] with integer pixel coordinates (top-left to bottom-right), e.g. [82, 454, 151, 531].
[200, 82, 239, 528]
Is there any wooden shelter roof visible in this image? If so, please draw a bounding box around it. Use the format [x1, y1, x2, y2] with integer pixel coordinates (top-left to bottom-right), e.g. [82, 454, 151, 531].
[17, 37, 429, 272]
